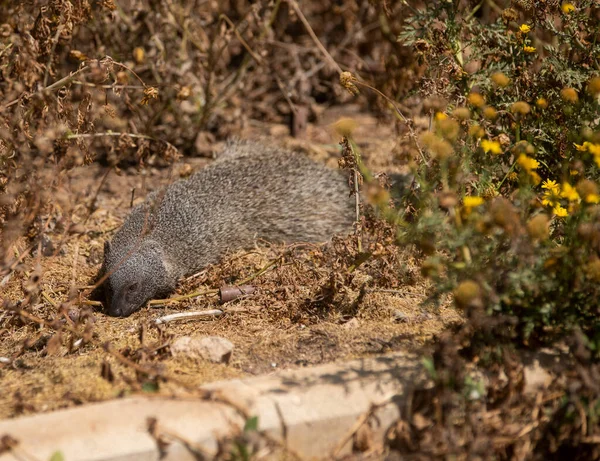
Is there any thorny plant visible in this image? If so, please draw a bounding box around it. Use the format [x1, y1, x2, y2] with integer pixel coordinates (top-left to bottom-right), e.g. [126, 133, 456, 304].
[351, 0, 600, 353]
[337, 1, 600, 459]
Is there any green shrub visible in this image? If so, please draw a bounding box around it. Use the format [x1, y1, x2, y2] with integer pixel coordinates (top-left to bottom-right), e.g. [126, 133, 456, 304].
[392, 0, 600, 351]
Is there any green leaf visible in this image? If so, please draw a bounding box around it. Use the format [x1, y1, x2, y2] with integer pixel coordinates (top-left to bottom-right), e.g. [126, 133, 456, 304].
[422, 357, 437, 380]
[141, 381, 159, 393]
[49, 452, 65, 461]
[243, 415, 259, 432]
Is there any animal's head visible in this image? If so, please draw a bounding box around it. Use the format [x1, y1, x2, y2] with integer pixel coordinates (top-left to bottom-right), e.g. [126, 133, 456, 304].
[102, 240, 171, 317]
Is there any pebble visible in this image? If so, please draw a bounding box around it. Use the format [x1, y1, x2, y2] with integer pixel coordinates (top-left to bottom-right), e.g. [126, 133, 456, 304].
[171, 335, 234, 364]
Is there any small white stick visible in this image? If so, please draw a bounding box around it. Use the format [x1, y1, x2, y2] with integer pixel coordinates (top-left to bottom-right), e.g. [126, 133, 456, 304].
[154, 309, 224, 325]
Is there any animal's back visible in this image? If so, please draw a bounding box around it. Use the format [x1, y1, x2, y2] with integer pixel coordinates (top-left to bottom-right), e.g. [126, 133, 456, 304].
[111, 142, 355, 278]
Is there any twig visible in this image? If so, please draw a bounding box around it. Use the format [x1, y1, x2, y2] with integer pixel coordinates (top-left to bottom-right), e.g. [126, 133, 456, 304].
[65, 132, 179, 157]
[350, 78, 428, 166]
[41, 291, 57, 308]
[43, 24, 65, 88]
[147, 418, 214, 459]
[71, 81, 148, 90]
[82, 168, 111, 225]
[154, 310, 224, 324]
[81, 300, 103, 307]
[110, 60, 148, 87]
[287, 0, 343, 74]
[1, 65, 90, 110]
[148, 288, 219, 306]
[220, 14, 263, 64]
[364, 288, 406, 294]
[237, 257, 281, 285]
[344, 140, 363, 252]
[331, 395, 396, 458]
[149, 256, 280, 306]
[207, 0, 282, 121]
[104, 343, 207, 392]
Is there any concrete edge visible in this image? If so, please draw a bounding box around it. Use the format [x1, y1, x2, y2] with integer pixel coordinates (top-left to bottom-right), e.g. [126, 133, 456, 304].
[0, 352, 424, 460]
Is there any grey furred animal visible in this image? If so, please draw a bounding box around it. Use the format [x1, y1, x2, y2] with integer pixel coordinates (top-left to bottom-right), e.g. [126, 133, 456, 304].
[101, 140, 355, 317]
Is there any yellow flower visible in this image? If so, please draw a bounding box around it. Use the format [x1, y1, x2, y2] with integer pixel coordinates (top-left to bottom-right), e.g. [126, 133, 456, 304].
[420, 132, 454, 160]
[530, 172, 542, 185]
[481, 139, 502, 155]
[574, 142, 590, 152]
[469, 124, 485, 139]
[585, 194, 600, 204]
[560, 182, 580, 202]
[561, 2, 575, 14]
[519, 24, 531, 33]
[553, 204, 568, 217]
[523, 45, 536, 53]
[595, 155, 600, 169]
[517, 153, 539, 172]
[467, 92, 485, 108]
[542, 189, 560, 206]
[542, 179, 560, 192]
[588, 77, 600, 96]
[491, 72, 510, 87]
[536, 98, 548, 109]
[588, 143, 600, 156]
[435, 112, 448, 121]
[452, 107, 471, 120]
[463, 196, 484, 215]
[464, 196, 484, 208]
[483, 106, 498, 120]
[560, 87, 578, 103]
[511, 101, 531, 115]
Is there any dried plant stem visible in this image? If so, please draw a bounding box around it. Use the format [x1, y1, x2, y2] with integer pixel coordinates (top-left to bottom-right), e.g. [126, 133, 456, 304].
[352, 79, 428, 166]
[65, 132, 179, 156]
[2, 65, 90, 110]
[237, 257, 281, 285]
[219, 14, 263, 64]
[148, 289, 219, 306]
[82, 300, 103, 307]
[148, 256, 280, 306]
[41, 292, 57, 308]
[344, 140, 363, 252]
[331, 395, 396, 458]
[148, 418, 214, 459]
[287, 0, 342, 74]
[72, 81, 148, 89]
[110, 60, 148, 87]
[43, 24, 65, 87]
[207, 0, 282, 120]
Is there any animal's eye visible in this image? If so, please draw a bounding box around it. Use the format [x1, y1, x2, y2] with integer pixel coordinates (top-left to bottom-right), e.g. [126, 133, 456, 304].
[128, 282, 139, 292]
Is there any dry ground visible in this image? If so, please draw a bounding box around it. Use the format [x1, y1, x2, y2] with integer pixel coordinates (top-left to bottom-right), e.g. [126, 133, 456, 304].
[0, 106, 461, 420]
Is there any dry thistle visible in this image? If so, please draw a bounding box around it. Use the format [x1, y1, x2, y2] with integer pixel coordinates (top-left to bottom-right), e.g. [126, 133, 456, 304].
[340, 72, 360, 96]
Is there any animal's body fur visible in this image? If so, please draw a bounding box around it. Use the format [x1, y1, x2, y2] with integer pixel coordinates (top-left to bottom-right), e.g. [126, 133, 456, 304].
[102, 141, 355, 316]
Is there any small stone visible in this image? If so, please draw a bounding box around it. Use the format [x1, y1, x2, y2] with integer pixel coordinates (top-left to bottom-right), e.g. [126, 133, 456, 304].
[67, 308, 81, 322]
[523, 359, 552, 394]
[171, 336, 234, 364]
[343, 317, 360, 330]
[392, 310, 409, 323]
